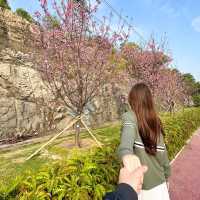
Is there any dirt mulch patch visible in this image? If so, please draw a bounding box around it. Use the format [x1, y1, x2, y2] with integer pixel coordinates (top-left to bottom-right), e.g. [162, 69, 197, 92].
[60, 138, 97, 149]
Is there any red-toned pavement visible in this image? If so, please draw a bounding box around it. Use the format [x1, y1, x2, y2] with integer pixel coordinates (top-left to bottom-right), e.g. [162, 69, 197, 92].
[169, 129, 200, 200]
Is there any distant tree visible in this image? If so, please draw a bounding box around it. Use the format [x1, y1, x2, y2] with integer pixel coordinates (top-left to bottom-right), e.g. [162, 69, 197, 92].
[192, 94, 200, 106]
[121, 38, 171, 93]
[193, 82, 200, 106]
[183, 73, 196, 82]
[195, 82, 200, 94]
[182, 73, 196, 94]
[15, 8, 33, 22]
[42, 15, 60, 29]
[155, 68, 185, 112]
[120, 38, 187, 111]
[0, 0, 11, 10]
[182, 73, 200, 106]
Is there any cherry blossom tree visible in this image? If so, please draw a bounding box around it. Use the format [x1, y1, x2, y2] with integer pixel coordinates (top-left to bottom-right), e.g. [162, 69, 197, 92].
[31, 0, 128, 146]
[155, 68, 185, 112]
[119, 39, 187, 112]
[121, 39, 171, 94]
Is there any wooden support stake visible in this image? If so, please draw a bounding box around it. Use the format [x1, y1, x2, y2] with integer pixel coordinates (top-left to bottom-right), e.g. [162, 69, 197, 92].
[80, 118, 102, 148]
[26, 116, 80, 161]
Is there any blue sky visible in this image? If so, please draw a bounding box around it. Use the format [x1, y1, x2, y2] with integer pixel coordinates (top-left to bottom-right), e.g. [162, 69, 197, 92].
[8, 0, 200, 81]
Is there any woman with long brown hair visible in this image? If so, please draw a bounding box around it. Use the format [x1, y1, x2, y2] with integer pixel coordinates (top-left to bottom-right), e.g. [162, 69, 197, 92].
[118, 83, 171, 200]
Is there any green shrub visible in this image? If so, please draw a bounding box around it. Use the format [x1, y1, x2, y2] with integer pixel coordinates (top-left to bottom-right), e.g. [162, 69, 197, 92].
[15, 142, 120, 200]
[193, 95, 200, 106]
[162, 108, 200, 159]
[0, 0, 10, 10]
[15, 8, 32, 22]
[1, 108, 200, 199]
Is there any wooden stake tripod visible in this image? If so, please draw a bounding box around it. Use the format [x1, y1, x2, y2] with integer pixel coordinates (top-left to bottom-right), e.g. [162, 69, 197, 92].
[26, 115, 102, 161]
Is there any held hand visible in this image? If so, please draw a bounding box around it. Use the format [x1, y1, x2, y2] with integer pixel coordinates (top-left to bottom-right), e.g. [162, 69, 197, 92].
[122, 154, 141, 172]
[118, 166, 148, 193]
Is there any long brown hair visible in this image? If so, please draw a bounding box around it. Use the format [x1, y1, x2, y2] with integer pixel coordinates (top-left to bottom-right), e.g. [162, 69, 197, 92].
[128, 83, 163, 155]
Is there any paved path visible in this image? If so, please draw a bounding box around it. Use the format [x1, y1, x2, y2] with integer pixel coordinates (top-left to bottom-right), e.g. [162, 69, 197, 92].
[169, 129, 200, 200]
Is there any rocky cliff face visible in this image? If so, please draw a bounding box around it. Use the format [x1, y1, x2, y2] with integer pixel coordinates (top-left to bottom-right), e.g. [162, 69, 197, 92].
[0, 8, 31, 51]
[0, 48, 47, 139]
[0, 47, 75, 140]
[0, 9, 123, 141]
[0, 9, 65, 140]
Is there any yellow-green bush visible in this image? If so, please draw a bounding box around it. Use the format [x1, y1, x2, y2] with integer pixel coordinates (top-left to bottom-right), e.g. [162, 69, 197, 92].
[1, 145, 120, 200]
[162, 108, 200, 160]
[1, 108, 200, 199]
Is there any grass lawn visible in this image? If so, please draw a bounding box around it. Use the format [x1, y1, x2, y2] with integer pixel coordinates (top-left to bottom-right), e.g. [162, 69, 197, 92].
[0, 122, 121, 189]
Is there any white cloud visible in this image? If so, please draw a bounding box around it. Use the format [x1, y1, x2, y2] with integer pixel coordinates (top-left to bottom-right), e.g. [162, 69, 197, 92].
[159, 2, 180, 18]
[192, 16, 200, 33]
[143, 0, 180, 18]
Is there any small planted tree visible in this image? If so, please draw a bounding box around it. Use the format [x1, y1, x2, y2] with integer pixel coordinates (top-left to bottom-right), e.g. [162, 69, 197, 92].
[31, 0, 128, 146]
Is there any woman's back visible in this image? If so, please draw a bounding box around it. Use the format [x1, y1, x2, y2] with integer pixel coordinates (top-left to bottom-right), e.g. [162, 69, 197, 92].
[118, 83, 171, 199]
[118, 110, 171, 190]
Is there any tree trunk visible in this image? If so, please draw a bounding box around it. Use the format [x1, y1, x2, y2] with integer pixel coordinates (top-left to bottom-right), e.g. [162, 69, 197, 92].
[75, 120, 81, 147]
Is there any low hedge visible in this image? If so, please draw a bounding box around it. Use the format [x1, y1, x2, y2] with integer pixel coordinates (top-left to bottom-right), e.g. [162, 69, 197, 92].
[1, 108, 200, 200]
[162, 108, 200, 160]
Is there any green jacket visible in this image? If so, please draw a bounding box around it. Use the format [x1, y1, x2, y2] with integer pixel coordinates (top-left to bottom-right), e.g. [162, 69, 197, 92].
[118, 110, 171, 190]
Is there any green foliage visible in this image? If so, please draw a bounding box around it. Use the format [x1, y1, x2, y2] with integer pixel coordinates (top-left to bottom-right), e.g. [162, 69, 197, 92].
[9, 143, 120, 200]
[15, 8, 32, 22]
[120, 42, 141, 50]
[43, 15, 60, 29]
[162, 108, 200, 160]
[1, 108, 200, 199]
[0, 0, 11, 10]
[182, 73, 200, 106]
[192, 95, 200, 106]
[183, 73, 196, 83]
[183, 73, 196, 93]
[195, 82, 200, 93]
[0, 176, 22, 200]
